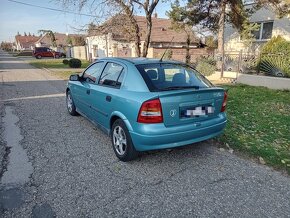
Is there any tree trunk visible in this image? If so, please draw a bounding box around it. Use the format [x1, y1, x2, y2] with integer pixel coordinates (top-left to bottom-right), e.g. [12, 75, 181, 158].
[185, 33, 191, 64]
[142, 0, 159, 57]
[129, 16, 141, 57]
[116, 0, 141, 57]
[217, 0, 226, 74]
[142, 14, 152, 57]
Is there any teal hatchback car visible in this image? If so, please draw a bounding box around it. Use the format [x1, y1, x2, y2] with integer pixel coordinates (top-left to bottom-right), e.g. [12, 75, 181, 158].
[66, 58, 227, 161]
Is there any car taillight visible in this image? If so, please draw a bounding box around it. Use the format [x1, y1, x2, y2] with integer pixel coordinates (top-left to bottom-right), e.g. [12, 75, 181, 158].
[137, 99, 163, 123]
[221, 91, 228, 112]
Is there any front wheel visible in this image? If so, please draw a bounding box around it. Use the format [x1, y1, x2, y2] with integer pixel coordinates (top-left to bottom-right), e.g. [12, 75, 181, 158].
[36, 54, 42, 59]
[66, 90, 78, 116]
[111, 119, 138, 162]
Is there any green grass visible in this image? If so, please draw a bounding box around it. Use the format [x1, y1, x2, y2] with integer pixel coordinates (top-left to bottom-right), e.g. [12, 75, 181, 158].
[29, 59, 91, 69]
[218, 84, 290, 174]
[52, 71, 79, 80]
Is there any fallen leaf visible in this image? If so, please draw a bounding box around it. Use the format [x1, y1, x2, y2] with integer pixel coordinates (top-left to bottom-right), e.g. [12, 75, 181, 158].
[259, 157, 266, 165]
[225, 143, 230, 149]
[281, 160, 286, 164]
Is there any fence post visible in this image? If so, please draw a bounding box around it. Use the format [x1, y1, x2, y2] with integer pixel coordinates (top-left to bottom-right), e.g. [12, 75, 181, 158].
[257, 52, 262, 75]
[237, 50, 242, 79]
[221, 53, 225, 78]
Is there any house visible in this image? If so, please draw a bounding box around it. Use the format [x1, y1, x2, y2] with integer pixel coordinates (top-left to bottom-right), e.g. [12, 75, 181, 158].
[224, 2, 290, 53]
[35, 32, 86, 58]
[86, 15, 209, 62]
[35, 32, 83, 48]
[15, 35, 40, 50]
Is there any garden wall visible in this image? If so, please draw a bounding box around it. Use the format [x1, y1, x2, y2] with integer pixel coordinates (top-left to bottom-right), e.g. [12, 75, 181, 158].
[237, 74, 290, 90]
[148, 47, 213, 63]
[71, 46, 87, 60]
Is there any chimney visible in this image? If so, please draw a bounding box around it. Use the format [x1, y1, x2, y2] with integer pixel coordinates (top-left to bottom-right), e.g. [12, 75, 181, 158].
[154, 12, 157, 18]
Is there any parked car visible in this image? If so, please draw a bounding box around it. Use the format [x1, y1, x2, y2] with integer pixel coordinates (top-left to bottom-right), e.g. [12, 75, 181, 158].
[33, 47, 66, 59]
[66, 58, 228, 161]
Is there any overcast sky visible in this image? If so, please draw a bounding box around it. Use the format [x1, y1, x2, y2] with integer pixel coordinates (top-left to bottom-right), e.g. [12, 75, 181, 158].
[0, 0, 171, 42]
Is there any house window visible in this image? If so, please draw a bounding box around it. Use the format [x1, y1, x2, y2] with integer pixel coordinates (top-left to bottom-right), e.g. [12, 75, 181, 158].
[251, 21, 274, 40]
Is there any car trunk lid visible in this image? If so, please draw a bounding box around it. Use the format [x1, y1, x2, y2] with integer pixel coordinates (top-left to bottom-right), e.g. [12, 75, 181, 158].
[158, 87, 225, 127]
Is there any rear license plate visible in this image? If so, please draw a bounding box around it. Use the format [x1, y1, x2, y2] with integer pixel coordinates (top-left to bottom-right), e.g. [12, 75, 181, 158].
[185, 106, 214, 117]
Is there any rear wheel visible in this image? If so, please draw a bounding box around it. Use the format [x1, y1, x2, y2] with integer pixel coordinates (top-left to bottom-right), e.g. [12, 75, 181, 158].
[66, 90, 78, 116]
[36, 54, 42, 59]
[111, 119, 138, 162]
[55, 54, 59, 58]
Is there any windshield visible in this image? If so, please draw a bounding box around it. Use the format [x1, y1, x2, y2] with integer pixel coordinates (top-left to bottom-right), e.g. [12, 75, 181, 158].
[136, 63, 214, 92]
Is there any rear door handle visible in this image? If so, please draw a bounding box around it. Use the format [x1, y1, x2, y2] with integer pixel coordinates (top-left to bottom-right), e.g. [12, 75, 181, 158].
[86, 89, 90, 95]
[106, 96, 111, 102]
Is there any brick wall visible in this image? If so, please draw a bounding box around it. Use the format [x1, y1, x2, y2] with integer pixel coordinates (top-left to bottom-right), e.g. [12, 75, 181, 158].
[150, 47, 214, 63]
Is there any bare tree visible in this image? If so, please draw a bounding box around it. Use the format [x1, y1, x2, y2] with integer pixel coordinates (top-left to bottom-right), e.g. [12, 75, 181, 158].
[130, 0, 159, 57]
[38, 30, 57, 47]
[58, 0, 161, 57]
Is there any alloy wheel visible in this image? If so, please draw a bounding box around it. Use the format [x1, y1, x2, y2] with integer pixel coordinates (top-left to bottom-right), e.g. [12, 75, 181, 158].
[67, 93, 73, 113]
[113, 126, 127, 155]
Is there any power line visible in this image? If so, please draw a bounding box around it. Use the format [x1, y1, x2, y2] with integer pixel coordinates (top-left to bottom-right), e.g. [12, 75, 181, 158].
[7, 0, 98, 18]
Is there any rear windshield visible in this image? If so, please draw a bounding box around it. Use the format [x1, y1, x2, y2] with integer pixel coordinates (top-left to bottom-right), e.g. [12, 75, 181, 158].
[136, 63, 214, 92]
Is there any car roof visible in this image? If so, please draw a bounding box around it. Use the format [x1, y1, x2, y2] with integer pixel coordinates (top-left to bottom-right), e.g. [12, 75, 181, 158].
[98, 57, 183, 65]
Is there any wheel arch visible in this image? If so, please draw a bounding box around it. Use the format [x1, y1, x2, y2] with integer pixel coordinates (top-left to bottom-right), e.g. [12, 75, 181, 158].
[110, 112, 133, 132]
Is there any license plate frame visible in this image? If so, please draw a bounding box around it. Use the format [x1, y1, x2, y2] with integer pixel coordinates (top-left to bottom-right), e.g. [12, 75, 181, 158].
[184, 106, 215, 117]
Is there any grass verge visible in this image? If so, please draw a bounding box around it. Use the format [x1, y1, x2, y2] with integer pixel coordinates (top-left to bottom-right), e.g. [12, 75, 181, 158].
[218, 84, 290, 174]
[51, 71, 81, 80]
[29, 59, 91, 69]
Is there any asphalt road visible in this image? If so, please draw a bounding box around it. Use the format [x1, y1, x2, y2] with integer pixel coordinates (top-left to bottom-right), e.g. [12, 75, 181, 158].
[0, 50, 290, 217]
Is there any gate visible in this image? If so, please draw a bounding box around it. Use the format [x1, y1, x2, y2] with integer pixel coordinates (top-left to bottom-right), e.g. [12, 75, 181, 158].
[222, 51, 258, 79]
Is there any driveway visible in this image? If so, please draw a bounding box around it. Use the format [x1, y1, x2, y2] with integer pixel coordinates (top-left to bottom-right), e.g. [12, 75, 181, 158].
[0, 50, 290, 217]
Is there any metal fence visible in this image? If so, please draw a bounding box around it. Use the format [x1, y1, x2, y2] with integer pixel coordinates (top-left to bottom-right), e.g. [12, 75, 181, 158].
[220, 51, 290, 79]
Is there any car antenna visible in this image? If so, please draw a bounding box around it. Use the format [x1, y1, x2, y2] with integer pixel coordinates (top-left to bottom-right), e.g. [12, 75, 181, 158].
[159, 37, 174, 62]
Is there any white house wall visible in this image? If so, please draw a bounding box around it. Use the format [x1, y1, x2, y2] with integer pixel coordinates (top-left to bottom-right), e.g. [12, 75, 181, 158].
[71, 46, 87, 60]
[224, 6, 290, 53]
[86, 35, 109, 60]
[86, 34, 137, 60]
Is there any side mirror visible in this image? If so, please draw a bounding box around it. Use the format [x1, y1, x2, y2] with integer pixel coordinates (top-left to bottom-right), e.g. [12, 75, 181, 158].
[69, 74, 80, 81]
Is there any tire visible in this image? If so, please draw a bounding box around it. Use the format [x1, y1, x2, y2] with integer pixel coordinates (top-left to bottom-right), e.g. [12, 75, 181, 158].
[55, 54, 59, 58]
[36, 54, 42, 59]
[66, 90, 78, 116]
[111, 119, 138, 162]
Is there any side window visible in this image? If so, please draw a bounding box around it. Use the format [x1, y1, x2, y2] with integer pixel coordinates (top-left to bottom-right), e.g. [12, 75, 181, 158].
[83, 62, 104, 83]
[99, 62, 124, 88]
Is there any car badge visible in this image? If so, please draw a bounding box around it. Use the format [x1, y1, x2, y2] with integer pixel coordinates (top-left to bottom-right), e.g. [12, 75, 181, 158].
[170, 109, 177, 117]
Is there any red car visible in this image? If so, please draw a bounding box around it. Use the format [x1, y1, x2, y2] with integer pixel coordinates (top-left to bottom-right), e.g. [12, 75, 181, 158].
[33, 47, 66, 59]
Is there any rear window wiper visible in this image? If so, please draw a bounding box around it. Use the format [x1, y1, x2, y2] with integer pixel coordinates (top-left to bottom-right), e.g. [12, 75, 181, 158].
[159, 86, 200, 91]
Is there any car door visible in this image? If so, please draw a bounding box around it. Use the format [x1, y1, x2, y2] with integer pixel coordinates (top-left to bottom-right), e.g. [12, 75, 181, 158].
[89, 62, 125, 129]
[39, 47, 46, 57]
[46, 48, 54, 57]
[71, 62, 105, 119]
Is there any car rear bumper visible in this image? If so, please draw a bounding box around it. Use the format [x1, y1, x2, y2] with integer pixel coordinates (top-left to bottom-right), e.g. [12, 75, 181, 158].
[129, 114, 227, 151]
